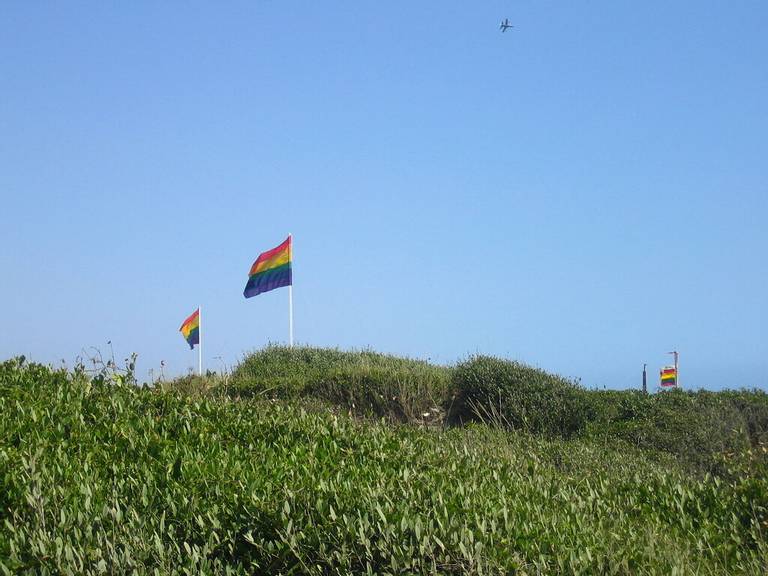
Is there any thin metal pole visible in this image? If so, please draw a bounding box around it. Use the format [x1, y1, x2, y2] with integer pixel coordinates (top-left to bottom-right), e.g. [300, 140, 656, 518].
[289, 286, 294, 348]
[675, 351, 679, 388]
[288, 233, 293, 348]
[198, 305, 203, 376]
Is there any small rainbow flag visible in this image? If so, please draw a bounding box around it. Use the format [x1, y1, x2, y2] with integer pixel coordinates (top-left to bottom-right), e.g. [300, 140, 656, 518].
[244, 236, 292, 298]
[660, 366, 677, 387]
[179, 308, 200, 349]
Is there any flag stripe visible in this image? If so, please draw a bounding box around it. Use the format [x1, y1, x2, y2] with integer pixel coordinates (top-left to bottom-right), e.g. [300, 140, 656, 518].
[250, 249, 290, 276]
[244, 236, 293, 298]
[183, 327, 200, 350]
[661, 365, 677, 386]
[244, 262, 292, 298]
[179, 309, 200, 350]
[248, 237, 291, 276]
[179, 309, 199, 337]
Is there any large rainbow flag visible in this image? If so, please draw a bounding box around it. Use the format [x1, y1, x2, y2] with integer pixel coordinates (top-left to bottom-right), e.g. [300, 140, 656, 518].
[660, 366, 677, 387]
[244, 236, 292, 298]
[179, 308, 200, 349]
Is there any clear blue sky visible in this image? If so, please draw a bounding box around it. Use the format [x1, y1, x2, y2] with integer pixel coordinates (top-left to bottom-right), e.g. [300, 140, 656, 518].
[2, 2, 766, 389]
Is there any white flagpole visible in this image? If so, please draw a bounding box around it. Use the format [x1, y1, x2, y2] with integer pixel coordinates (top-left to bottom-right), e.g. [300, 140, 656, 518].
[288, 233, 294, 348]
[198, 305, 203, 376]
[674, 351, 679, 388]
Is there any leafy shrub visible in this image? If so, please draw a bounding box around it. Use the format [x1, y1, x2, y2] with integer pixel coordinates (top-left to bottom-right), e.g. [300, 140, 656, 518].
[719, 389, 768, 446]
[3, 358, 768, 574]
[162, 373, 223, 396]
[451, 355, 589, 438]
[586, 388, 756, 474]
[229, 345, 452, 424]
[191, 347, 768, 476]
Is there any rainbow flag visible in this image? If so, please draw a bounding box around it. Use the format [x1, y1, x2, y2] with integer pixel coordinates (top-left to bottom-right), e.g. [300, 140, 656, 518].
[660, 366, 677, 387]
[244, 236, 292, 298]
[179, 308, 200, 349]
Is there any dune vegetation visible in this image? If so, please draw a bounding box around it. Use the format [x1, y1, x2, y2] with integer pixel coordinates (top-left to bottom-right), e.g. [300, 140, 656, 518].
[1, 348, 766, 574]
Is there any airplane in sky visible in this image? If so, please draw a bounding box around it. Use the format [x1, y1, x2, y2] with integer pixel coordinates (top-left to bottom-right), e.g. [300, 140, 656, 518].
[500, 19, 514, 32]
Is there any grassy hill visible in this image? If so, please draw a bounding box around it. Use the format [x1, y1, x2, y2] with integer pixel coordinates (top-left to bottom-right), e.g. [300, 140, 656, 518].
[228, 346, 768, 475]
[1, 351, 767, 574]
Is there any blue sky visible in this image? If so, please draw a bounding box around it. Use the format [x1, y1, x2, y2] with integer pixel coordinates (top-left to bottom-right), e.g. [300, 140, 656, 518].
[1, 1, 766, 389]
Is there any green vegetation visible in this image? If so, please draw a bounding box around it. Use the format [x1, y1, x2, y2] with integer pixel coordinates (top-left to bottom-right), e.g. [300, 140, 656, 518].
[1, 351, 767, 574]
[231, 347, 768, 475]
[450, 355, 589, 438]
[231, 345, 452, 424]
[585, 388, 767, 474]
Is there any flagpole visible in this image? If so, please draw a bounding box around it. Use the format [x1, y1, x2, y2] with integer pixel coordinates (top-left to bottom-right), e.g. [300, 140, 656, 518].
[288, 233, 294, 348]
[198, 305, 203, 376]
[675, 351, 679, 388]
